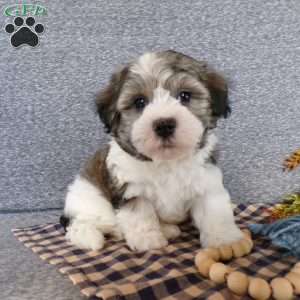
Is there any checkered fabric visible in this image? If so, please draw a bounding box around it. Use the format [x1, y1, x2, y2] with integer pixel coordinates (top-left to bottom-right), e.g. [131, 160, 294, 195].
[12, 204, 299, 300]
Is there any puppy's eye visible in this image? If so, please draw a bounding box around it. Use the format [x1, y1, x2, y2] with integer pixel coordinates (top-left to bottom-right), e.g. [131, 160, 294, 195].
[134, 96, 148, 111]
[177, 91, 191, 105]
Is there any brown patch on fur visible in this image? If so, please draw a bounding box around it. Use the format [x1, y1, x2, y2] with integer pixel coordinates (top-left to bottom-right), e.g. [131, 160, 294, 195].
[205, 71, 230, 118]
[96, 66, 129, 133]
[117, 75, 157, 111]
[81, 146, 132, 208]
[159, 50, 207, 80]
[81, 147, 112, 199]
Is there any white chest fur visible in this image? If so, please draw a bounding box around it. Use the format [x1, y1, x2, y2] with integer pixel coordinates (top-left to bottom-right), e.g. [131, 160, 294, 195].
[107, 136, 217, 223]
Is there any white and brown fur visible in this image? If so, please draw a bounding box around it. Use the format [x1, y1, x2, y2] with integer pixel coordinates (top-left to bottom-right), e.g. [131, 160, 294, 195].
[61, 50, 243, 251]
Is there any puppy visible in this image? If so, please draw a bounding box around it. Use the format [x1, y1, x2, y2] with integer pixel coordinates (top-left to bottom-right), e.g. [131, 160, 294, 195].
[61, 50, 243, 251]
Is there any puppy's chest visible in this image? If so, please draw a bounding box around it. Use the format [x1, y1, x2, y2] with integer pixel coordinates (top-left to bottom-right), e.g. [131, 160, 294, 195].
[149, 170, 201, 223]
[109, 155, 206, 222]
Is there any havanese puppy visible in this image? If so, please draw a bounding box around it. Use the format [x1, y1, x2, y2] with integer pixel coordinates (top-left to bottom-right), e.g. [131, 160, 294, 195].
[60, 50, 243, 252]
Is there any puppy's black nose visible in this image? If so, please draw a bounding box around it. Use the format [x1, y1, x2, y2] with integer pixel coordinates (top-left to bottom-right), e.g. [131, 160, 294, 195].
[153, 118, 176, 139]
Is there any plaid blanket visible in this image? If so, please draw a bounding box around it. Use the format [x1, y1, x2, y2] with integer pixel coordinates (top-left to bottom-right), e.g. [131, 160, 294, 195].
[13, 204, 298, 300]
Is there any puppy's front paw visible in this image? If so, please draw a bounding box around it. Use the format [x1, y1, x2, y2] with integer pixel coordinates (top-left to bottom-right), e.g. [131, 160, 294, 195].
[201, 225, 243, 248]
[161, 223, 181, 240]
[125, 230, 168, 252]
[66, 221, 105, 251]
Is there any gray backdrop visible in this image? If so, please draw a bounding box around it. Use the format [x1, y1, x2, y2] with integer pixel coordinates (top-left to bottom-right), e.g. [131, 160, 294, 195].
[1, 0, 300, 211]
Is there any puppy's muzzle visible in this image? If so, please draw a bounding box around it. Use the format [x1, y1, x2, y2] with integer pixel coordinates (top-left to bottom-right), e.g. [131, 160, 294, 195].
[153, 118, 177, 139]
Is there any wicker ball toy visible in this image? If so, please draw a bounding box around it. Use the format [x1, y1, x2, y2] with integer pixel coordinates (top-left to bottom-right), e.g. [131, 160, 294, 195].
[195, 229, 300, 300]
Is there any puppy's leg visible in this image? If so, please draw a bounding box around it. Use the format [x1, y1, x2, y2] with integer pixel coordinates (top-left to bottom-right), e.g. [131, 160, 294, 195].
[160, 223, 181, 240]
[63, 176, 120, 251]
[191, 165, 243, 248]
[117, 198, 168, 252]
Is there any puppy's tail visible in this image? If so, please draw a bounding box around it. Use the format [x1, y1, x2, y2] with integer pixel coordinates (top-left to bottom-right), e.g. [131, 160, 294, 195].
[59, 215, 70, 232]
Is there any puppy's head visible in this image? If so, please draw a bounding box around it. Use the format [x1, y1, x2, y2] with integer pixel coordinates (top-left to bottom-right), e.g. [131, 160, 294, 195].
[96, 50, 230, 161]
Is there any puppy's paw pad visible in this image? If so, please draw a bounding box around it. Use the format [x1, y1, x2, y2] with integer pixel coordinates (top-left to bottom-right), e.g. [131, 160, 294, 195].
[126, 230, 168, 252]
[66, 222, 105, 251]
[161, 223, 181, 240]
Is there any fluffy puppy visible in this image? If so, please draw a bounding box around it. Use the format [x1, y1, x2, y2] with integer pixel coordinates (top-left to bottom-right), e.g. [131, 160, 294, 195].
[61, 50, 243, 251]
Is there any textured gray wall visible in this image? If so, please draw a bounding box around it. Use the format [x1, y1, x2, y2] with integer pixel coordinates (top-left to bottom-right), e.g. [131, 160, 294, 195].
[1, 0, 300, 210]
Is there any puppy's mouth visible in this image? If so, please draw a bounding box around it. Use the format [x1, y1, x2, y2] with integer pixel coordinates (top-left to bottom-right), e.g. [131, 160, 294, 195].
[160, 139, 175, 149]
[150, 136, 195, 161]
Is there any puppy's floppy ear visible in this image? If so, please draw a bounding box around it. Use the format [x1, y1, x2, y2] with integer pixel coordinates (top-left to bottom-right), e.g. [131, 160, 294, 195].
[96, 66, 129, 133]
[205, 71, 231, 118]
